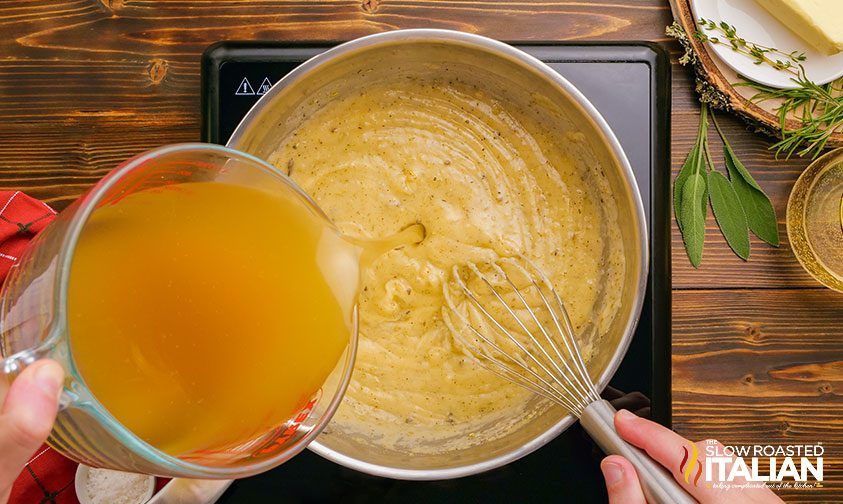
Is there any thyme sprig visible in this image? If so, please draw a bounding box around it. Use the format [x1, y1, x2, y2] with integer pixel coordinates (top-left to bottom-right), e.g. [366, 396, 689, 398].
[695, 17, 843, 160]
[694, 18, 806, 75]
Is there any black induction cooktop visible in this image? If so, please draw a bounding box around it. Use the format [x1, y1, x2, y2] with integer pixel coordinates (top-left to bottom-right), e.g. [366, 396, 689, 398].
[200, 41, 671, 503]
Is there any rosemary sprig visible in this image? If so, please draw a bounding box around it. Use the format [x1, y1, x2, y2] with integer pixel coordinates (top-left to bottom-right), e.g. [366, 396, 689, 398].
[694, 18, 806, 75]
[674, 104, 780, 267]
[739, 72, 843, 159]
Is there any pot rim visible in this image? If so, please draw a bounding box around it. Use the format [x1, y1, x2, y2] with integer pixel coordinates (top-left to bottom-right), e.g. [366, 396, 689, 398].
[227, 28, 649, 481]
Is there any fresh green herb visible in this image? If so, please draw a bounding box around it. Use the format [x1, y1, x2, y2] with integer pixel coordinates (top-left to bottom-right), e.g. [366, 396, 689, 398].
[696, 17, 843, 160]
[679, 172, 708, 267]
[695, 18, 806, 75]
[739, 73, 843, 159]
[674, 105, 710, 266]
[712, 114, 780, 246]
[707, 170, 750, 259]
[674, 104, 780, 267]
[673, 144, 700, 234]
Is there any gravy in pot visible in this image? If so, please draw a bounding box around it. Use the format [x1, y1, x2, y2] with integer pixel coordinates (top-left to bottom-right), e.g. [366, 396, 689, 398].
[269, 75, 625, 454]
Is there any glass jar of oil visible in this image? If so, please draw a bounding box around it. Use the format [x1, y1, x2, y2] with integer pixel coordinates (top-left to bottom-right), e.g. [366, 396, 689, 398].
[787, 147, 843, 292]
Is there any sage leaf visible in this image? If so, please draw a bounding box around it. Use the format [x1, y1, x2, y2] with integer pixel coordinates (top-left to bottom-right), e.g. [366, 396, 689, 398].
[679, 173, 707, 267]
[724, 147, 780, 246]
[708, 171, 750, 260]
[723, 143, 762, 191]
[673, 144, 699, 232]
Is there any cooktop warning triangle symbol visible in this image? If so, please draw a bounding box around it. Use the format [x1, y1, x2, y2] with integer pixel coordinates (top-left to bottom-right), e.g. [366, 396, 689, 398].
[257, 77, 273, 95]
[235, 77, 255, 96]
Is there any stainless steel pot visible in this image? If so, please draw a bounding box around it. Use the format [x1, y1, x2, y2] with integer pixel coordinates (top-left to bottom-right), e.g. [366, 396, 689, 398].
[227, 29, 648, 480]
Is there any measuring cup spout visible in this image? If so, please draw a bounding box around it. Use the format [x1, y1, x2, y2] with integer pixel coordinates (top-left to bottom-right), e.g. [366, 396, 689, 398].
[348, 222, 427, 273]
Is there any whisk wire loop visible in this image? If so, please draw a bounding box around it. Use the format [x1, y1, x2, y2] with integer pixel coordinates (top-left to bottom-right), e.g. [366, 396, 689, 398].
[513, 257, 602, 405]
[465, 263, 578, 401]
[442, 315, 580, 411]
[444, 267, 582, 412]
[498, 258, 599, 405]
[444, 258, 604, 415]
[486, 261, 582, 393]
[443, 258, 698, 504]
[549, 283, 601, 404]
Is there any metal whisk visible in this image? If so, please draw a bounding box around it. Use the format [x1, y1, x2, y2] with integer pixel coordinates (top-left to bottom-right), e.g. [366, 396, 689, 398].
[443, 258, 694, 504]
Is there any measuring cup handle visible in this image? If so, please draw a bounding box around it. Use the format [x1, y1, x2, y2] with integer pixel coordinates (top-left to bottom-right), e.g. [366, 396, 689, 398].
[580, 399, 699, 504]
[1, 351, 74, 411]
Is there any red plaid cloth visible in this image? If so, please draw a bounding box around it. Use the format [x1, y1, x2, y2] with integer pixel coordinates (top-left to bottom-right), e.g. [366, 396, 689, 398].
[0, 191, 73, 503]
[0, 191, 168, 503]
[0, 191, 56, 279]
[12, 446, 77, 504]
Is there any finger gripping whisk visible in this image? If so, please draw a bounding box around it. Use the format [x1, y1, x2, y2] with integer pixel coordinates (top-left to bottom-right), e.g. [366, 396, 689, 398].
[442, 257, 695, 504]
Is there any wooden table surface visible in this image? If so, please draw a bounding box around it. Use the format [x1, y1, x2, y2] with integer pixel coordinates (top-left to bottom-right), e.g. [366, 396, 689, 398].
[2, 1, 841, 502]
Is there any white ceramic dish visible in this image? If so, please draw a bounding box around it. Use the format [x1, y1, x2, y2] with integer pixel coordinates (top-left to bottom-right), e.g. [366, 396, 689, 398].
[75, 465, 155, 504]
[146, 478, 233, 504]
[690, 0, 843, 88]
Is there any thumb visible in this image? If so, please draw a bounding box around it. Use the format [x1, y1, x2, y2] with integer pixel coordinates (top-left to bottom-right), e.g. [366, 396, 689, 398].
[601, 455, 647, 504]
[0, 360, 63, 495]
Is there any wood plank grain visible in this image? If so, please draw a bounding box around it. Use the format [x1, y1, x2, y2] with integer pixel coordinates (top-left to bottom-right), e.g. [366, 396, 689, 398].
[673, 289, 843, 502]
[1, 0, 672, 62]
[668, 54, 827, 289]
[0, 124, 194, 208]
[0, 0, 672, 209]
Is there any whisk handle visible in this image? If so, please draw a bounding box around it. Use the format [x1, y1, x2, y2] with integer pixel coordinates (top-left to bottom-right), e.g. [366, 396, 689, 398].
[580, 400, 698, 504]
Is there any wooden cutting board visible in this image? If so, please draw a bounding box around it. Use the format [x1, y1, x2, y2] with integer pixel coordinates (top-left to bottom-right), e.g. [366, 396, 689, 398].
[669, 0, 843, 149]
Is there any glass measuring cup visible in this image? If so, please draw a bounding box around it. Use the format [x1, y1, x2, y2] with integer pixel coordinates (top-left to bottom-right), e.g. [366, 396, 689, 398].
[0, 143, 357, 478]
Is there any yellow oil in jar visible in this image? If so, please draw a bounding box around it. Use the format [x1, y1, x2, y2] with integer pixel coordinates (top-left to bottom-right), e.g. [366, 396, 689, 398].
[787, 150, 843, 291]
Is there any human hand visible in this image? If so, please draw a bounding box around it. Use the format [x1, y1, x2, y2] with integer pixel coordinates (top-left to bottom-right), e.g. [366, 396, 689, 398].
[0, 360, 63, 504]
[600, 409, 784, 504]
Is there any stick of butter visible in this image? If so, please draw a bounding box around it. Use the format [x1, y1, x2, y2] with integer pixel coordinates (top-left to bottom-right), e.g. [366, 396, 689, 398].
[754, 0, 843, 55]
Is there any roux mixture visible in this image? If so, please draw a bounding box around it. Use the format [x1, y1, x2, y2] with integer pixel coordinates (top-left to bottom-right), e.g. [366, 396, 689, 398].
[269, 76, 625, 453]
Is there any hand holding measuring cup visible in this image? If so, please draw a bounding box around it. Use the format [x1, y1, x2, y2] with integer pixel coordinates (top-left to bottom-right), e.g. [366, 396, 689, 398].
[0, 144, 357, 478]
[0, 359, 63, 504]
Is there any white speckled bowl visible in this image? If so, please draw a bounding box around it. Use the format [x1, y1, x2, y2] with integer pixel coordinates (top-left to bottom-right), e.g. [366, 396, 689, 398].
[75, 465, 155, 504]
